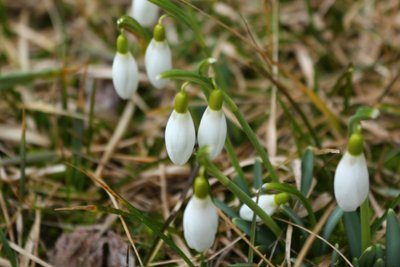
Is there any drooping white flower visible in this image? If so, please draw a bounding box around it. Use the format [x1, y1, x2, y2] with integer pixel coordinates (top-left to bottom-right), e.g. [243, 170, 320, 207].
[145, 24, 172, 89]
[239, 195, 278, 222]
[165, 110, 195, 165]
[197, 89, 227, 160]
[198, 107, 227, 160]
[239, 193, 290, 222]
[131, 0, 159, 28]
[112, 34, 139, 100]
[183, 195, 218, 252]
[165, 90, 195, 165]
[334, 151, 369, 212]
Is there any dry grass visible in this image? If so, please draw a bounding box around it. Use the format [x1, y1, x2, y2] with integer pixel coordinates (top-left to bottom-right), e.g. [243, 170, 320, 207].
[0, 0, 399, 266]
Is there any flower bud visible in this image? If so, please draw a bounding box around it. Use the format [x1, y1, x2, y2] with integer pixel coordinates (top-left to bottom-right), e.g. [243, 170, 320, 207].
[197, 89, 227, 160]
[112, 34, 139, 99]
[183, 195, 218, 252]
[145, 23, 172, 89]
[131, 0, 159, 28]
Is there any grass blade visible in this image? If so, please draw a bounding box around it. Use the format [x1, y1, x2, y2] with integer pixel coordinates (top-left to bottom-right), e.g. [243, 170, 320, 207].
[253, 159, 263, 190]
[343, 211, 361, 259]
[300, 147, 313, 196]
[386, 209, 400, 267]
[0, 228, 17, 267]
[322, 206, 344, 252]
[0, 68, 66, 91]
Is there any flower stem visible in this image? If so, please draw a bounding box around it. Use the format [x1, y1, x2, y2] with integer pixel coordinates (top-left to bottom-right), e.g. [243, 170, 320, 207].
[360, 197, 371, 251]
[224, 138, 246, 181]
[204, 159, 282, 237]
[230, 104, 279, 182]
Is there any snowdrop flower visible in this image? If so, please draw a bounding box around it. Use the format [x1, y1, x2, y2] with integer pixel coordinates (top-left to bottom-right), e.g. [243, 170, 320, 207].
[183, 175, 218, 252]
[165, 89, 195, 165]
[334, 131, 369, 212]
[198, 89, 227, 160]
[131, 0, 159, 28]
[112, 33, 139, 99]
[145, 23, 172, 89]
[240, 193, 289, 222]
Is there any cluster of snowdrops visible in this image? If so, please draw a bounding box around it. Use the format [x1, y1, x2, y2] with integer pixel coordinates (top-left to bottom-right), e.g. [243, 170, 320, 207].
[112, 0, 376, 254]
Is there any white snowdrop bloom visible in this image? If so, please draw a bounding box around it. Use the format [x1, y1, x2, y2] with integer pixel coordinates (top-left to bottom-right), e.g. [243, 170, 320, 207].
[112, 35, 139, 100]
[183, 195, 218, 252]
[198, 89, 227, 160]
[334, 151, 369, 212]
[239, 195, 277, 222]
[165, 110, 195, 165]
[198, 107, 227, 160]
[145, 24, 172, 89]
[131, 0, 159, 28]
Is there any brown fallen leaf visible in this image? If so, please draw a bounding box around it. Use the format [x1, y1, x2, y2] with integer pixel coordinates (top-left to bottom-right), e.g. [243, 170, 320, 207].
[48, 230, 135, 267]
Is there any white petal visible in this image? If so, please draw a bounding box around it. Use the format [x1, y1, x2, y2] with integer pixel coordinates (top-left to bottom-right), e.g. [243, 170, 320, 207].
[183, 196, 218, 252]
[197, 107, 227, 160]
[145, 39, 172, 89]
[131, 0, 159, 27]
[165, 110, 195, 165]
[239, 195, 277, 222]
[334, 152, 369, 212]
[112, 52, 139, 99]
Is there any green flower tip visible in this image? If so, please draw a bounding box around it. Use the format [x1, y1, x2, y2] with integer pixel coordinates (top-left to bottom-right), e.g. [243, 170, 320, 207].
[347, 132, 364, 156]
[153, 23, 165, 42]
[194, 175, 209, 199]
[274, 193, 290, 205]
[208, 89, 223, 111]
[116, 33, 129, 54]
[174, 90, 189, 114]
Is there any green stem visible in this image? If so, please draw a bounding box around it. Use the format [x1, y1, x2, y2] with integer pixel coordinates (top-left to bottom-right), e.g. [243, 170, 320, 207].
[265, 182, 316, 227]
[360, 198, 371, 251]
[231, 104, 279, 182]
[224, 138, 246, 182]
[204, 159, 281, 237]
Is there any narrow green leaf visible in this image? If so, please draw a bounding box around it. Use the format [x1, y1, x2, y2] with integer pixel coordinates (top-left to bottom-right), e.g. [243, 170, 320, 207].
[19, 110, 26, 199]
[300, 147, 313, 196]
[373, 259, 384, 267]
[331, 243, 340, 267]
[343, 211, 362, 258]
[371, 194, 400, 234]
[358, 245, 377, 267]
[213, 198, 238, 218]
[281, 206, 308, 238]
[265, 182, 316, 227]
[233, 175, 251, 197]
[233, 218, 276, 247]
[386, 209, 400, 267]
[253, 160, 263, 190]
[322, 206, 344, 252]
[0, 68, 64, 91]
[0, 228, 17, 267]
[224, 138, 247, 188]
